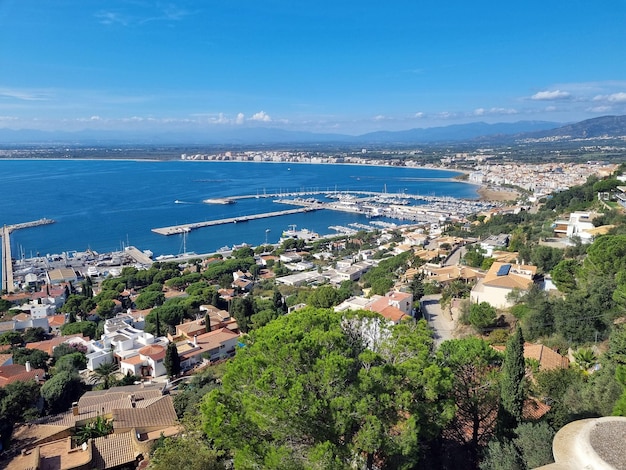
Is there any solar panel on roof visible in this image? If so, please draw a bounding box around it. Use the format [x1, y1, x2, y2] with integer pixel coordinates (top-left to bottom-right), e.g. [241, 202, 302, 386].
[496, 264, 511, 276]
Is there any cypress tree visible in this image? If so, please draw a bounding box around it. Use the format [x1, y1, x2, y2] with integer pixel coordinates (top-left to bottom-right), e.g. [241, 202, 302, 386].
[498, 326, 526, 436]
[155, 310, 162, 338]
[164, 343, 181, 378]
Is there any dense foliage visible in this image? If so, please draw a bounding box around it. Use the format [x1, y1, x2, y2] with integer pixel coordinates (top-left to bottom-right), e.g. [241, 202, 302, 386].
[202, 308, 454, 469]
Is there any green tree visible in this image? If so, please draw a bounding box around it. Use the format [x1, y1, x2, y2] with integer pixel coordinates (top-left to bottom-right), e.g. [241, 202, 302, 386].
[93, 361, 118, 390]
[41, 371, 83, 413]
[22, 327, 47, 343]
[0, 298, 13, 313]
[438, 338, 502, 466]
[550, 259, 579, 293]
[11, 347, 49, 371]
[60, 321, 97, 339]
[469, 302, 497, 333]
[202, 308, 453, 469]
[498, 327, 526, 437]
[164, 343, 181, 378]
[75, 415, 114, 444]
[0, 331, 23, 346]
[150, 434, 224, 470]
[135, 289, 165, 310]
[54, 352, 87, 373]
[0, 379, 41, 448]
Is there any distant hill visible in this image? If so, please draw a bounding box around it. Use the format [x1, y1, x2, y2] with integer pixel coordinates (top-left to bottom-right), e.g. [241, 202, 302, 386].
[516, 115, 626, 140]
[1, 116, 624, 146]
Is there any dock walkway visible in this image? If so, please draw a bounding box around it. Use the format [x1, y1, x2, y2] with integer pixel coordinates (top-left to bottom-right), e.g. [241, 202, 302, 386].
[152, 207, 318, 236]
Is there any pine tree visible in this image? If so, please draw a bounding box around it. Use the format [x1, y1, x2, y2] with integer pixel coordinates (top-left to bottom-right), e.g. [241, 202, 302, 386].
[498, 326, 526, 437]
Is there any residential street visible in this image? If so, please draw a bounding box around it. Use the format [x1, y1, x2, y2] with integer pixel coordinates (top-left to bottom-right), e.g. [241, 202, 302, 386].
[420, 293, 456, 347]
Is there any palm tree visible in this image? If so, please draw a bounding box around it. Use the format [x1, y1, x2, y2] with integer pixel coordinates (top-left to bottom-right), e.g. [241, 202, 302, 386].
[93, 362, 118, 389]
[573, 348, 597, 371]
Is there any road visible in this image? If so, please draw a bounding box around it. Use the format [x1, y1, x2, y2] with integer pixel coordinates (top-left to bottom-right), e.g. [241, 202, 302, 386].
[420, 294, 456, 347]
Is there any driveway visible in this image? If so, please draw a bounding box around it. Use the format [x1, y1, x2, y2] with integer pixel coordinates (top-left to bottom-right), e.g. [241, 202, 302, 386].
[420, 293, 455, 347]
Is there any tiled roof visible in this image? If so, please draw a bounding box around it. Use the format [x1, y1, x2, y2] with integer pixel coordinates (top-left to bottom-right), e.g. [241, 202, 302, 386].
[523, 343, 570, 370]
[138, 344, 166, 361]
[26, 334, 86, 355]
[0, 364, 45, 387]
[179, 328, 239, 360]
[112, 395, 178, 430]
[523, 397, 551, 421]
[92, 432, 137, 469]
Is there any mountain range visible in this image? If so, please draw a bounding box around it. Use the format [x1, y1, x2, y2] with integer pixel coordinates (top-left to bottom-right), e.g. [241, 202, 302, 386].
[0, 115, 625, 146]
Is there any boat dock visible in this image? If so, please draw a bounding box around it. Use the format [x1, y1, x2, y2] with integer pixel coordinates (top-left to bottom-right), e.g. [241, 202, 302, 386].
[151, 207, 319, 236]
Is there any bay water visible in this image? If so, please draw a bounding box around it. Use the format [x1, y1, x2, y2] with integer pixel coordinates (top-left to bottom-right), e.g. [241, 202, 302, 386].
[1, 159, 478, 268]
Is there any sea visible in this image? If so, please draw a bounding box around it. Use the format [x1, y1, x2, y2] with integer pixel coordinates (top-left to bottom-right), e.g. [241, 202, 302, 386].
[1, 159, 478, 267]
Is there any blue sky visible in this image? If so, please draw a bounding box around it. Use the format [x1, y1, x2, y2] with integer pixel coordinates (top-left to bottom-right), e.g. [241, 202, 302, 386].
[1, 0, 625, 135]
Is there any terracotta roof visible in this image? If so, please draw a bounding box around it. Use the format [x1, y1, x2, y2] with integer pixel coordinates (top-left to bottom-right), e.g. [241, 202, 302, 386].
[363, 297, 408, 324]
[121, 354, 144, 365]
[0, 364, 45, 387]
[523, 343, 570, 370]
[482, 261, 535, 290]
[176, 319, 207, 337]
[26, 334, 86, 355]
[523, 397, 551, 421]
[138, 344, 166, 361]
[179, 328, 239, 360]
[48, 315, 66, 328]
[492, 343, 569, 371]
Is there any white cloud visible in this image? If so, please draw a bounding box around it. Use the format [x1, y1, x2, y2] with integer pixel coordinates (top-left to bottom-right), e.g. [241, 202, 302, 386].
[414, 112, 425, 119]
[531, 90, 571, 101]
[473, 108, 485, 116]
[544, 106, 557, 112]
[373, 115, 388, 121]
[235, 113, 245, 125]
[608, 92, 626, 103]
[589, 106, 612, 113]
[0, 88, 49, 101]
[250, 111, 271, 122]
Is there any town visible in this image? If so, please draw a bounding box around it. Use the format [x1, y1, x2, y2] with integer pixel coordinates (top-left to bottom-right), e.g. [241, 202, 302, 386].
[1, 161, 626, 469]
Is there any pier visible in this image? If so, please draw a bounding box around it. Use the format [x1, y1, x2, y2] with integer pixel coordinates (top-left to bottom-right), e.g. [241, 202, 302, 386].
[1, 219, 54, 293]
[152, 207, 319, 236]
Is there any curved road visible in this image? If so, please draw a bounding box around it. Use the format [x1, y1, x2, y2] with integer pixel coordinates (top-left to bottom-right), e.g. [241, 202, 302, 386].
[420, 294, 456, 347]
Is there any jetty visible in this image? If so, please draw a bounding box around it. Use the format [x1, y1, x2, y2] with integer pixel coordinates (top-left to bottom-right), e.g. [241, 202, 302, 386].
[1, 218, 55, 293]
[151, 207, 319, 236]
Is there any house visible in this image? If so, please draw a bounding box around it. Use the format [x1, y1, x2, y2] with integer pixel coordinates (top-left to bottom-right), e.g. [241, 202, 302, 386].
[198, 305, 238, 332]
[119, 344, 167, 379]
[0, 361, 45, 387]
[335, 291, 414, 325]
[86, 317, 168, 377]
[470, 262, 536, 309]
[479, 234, 510, 256]
[6, 384, 180, 470]
[26, 334, 89, 356]
[421, 264, 484, 286]
[492, 343, 569, 371]
[552, 211, 600, 244]
[177, 327, 240, 370]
